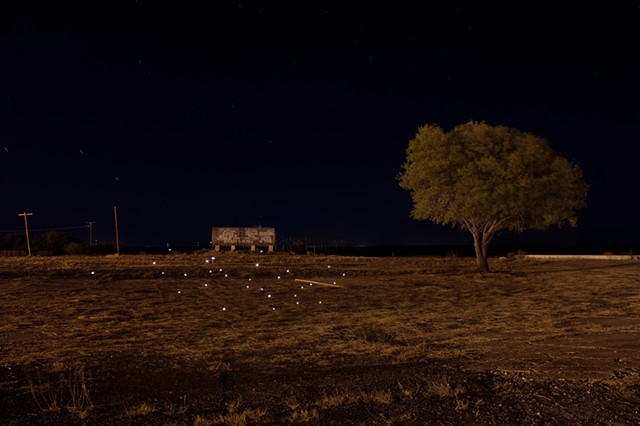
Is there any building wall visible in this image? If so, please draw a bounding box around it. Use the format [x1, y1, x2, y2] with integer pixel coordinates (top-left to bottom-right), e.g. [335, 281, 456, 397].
[212, 227, 276, 246]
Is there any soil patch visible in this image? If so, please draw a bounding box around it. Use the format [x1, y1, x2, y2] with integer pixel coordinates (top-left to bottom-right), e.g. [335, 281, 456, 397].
[1, 254, 639, 424]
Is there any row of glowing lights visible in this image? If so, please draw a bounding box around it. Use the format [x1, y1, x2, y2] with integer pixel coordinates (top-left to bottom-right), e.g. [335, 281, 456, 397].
[89, 256, 345, 311]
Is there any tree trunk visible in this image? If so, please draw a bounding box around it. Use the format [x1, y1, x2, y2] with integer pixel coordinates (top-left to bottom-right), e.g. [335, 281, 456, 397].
[472, 230, 492, 273]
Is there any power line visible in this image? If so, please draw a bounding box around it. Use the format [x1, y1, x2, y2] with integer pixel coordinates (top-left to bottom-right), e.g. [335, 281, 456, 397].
[0, 225, 90, 233]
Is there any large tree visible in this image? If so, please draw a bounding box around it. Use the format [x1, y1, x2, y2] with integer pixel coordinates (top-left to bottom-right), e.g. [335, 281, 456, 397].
[398, 121, 587, 272]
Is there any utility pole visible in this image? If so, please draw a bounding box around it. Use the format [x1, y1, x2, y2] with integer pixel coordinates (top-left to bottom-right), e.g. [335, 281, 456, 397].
[86, 221, 95, 246]
[18, 211, 33, 256]
[113, 206, 120, 255]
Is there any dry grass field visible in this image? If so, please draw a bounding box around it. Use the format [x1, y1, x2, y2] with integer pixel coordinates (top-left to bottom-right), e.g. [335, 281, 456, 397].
[1, 252, 639, 424]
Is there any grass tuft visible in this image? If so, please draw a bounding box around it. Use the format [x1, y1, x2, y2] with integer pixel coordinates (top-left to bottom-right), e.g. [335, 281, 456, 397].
[125, 402, 155, 416]
[425, 378, 454, 398]
[288, 408, 319, 423]
[355, 323, 397, 344]
[28, 363, 93, 416]
[194, 399, 266, 426]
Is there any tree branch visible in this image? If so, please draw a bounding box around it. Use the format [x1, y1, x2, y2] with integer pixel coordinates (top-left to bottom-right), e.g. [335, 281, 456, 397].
[486, 216, 513, 235]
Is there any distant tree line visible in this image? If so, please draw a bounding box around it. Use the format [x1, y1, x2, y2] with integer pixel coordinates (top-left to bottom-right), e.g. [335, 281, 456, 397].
[0, 232, 115, 255]
[277, 236, 351, 255]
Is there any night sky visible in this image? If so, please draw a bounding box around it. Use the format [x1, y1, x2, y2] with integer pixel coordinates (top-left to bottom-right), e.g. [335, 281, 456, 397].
[2, 2, 639, 249]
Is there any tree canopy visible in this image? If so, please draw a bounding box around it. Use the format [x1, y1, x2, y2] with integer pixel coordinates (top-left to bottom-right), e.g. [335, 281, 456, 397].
[398, 121, 588, 272]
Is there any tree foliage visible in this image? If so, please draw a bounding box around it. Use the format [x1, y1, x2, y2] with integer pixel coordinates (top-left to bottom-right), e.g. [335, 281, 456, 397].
[398, 121, 588, 272]
[0, 231, 87, 255]
[0, 234, 26, 251]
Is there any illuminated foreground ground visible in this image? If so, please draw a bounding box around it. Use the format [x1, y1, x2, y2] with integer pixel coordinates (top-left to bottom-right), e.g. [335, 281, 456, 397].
[1, 253, 639, 424]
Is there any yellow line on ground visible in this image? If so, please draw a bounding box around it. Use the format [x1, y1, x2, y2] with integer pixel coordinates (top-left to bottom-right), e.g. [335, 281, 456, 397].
[294, 279, 343, 288]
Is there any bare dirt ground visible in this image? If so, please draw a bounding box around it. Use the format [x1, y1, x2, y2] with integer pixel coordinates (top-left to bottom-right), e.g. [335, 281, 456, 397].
[1, 253, 639, 425]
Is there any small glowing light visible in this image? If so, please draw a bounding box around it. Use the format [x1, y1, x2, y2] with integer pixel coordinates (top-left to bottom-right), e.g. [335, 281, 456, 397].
[309, 283, 313, 286]
[277, 276, 281, 279]
[184, 273, 188, 277]
[327, 265, 331, 268]
[205, 259, 210, 263]
[177, 290, 181, 294]
[246, 285, 250, 289]
[293, 294, 297, 297]
[255, 263, 260, 267]
[300, 286, 305, 289]
[296, 301, 300, 305]
[224, 274, 228, 278]
[204, 283, 208, 287]
[333, 282, 336, 285]
[260, 250, 264, 253]
[260, 287, 264, 291]
[267, 294, 272, 298]
[272, 307, 276, 310]
[222, 307, 226, 311]
[318, 301, 322, 304]
[219, 268, 223, 272]
[209, 270, 213, 273]
[211, 256, 216, 260]
[162, 272, 165, 275]
[342, 273, 346, 277]
[90, 271, 95, 275]
[248, 278, 252, 281]
[169, 248, 172, 252]
[286, 269, 290, 273]
[152, 261, 156, 265]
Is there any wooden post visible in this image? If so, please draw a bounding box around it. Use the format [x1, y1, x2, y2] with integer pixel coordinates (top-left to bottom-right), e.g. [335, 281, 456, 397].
[86, 221, 95, 246]
[18, 212, 33, 256]
[114, 206, 120, 255]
